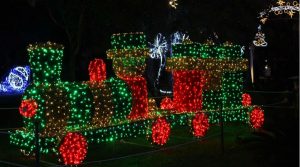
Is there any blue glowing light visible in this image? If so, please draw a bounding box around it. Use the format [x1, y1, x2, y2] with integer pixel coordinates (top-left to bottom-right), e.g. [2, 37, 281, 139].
[171, 31, 189, 46]
[0, 66, 30, 95]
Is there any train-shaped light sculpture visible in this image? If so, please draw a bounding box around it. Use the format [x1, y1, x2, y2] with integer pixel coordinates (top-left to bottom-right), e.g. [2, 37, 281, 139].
[10, 33, 264, 165]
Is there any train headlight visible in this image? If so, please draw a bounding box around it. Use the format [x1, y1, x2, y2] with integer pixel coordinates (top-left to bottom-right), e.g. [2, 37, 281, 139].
[19, 99, 38, 118]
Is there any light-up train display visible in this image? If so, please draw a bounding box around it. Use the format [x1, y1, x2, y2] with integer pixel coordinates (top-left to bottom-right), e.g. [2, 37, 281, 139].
[10, 33, 264, 165]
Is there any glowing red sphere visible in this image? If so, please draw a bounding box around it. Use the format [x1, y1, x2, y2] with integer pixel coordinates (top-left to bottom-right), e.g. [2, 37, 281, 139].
[152, 118, 171, 145]
[59, 132, 88, 165]
[19, 99, 38, 118]
[192, 113, 209, 137]
[250, 107, 264, 129]
[242, 93, 252, 106]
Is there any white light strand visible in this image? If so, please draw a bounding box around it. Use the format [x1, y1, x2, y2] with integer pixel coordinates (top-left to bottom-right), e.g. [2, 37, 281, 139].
[169, 0, 178, 9]
[149, 33, 168, 59]
[159, 89, 173, 94]
[253, 25, 268, 47]
[240, 46, 245, 57]
[258, 0, 299, 23]
[149, 33, 168, 87]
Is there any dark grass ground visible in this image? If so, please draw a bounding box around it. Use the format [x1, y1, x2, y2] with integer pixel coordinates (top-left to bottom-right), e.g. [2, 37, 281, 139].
[0, 91, 298, 167]
[0, 124, 298, 167]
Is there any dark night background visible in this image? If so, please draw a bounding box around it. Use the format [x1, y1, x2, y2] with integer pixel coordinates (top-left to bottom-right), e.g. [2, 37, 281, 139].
[0, 0, 298, 93]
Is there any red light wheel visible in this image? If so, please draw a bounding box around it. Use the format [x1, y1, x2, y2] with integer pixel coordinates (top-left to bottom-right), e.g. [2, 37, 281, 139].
[192, 113, 209, 137]
[151, 118, 171, 145]
[19, 99, 38, 118]
[59, 132, 88, 165]
[250, 107, 264, 129]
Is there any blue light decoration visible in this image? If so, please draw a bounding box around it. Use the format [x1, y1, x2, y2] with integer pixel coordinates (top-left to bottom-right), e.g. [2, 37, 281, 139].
[170, 31, 189, 46]
[149, 31, 189, 95]
[0, 66, 30, 95]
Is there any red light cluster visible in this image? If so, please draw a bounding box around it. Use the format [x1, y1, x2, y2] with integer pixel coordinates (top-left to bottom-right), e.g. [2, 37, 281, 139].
[242, 93, 252, 106]
[250, 107, 264, 129]
[19, 99, 38, 118]
[59, 132, 88, 165]
[160, 97, 174, 110]
[88, 59, 106, 82]
[173, 70, 206, 112]
[125, 77, 148, 120]
[192, 113, 209, 137]
[152, 118, 171, 145]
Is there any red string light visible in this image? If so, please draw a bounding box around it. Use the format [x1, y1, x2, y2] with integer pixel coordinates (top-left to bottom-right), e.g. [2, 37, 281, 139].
[88, 59, 106, 82]
[173, 70, 207, 112]
[19, 99, 38, 118]
[250, 107, 264, 129]
[125, 77, 148, 120]
[242, 93, 252, 106]
[160, 97, 174, 110]
[151, 118, 171, 145]
[192, 113, 209, 137]
[59, 132, 88, 165]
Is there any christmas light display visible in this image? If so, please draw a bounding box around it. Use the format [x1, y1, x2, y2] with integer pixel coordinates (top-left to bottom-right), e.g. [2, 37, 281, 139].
[221, 72, 244, 109]
[107, 32, 149, 120]
[192, 113, 209, 138]
[110, 32, 147, 50]
[169, 0, 178, 9]
[254, 0, 299, 47]
[171, 31, 190, 46]
[107, 78, 133, 122]
[151, 118, 171, 145]
[10, 33, 264, 165]
[242, 93, 252, 106]
[172, 43, 203, 58]
[159, 89, 173, 95]
[0, 66, 30, 95]
[250, 107, 264, 129]
[27, 42, 63, 83]
[19, 99, 38, 118]
[148, 98, 158, 111]
[88, 59, 106, 82]
[59, 132, 88, 165]
[87, 78, 132, 126]
[149, 33, 168, 59]
[253, 25, 268, 47]
[167, 42, 247, 113]
[124, 77, 148, 119]
[160, 97, 174, 110]
[149, 33, 168, 87]
[173, 70, 207, 112]
[149, 32, 190, 93]
[258, 0, 299, 24]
